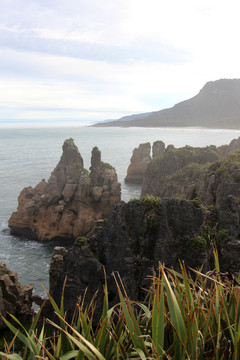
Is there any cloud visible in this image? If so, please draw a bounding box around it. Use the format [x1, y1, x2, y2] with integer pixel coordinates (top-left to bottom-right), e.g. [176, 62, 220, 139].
[0, 0, 240, 123]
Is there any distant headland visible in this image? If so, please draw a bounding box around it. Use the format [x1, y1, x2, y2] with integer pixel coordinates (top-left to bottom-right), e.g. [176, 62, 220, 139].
[93, 79, 240, 128]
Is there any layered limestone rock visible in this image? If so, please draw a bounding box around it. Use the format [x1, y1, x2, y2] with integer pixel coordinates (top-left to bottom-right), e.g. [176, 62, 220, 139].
[9, 139, 121, 241]
[0, 262, 33, 329]
[50, 195, 240, 320]
[124, 140, 165, 184]
[50, 198, 208, 320]
[124, 142, 151, 184]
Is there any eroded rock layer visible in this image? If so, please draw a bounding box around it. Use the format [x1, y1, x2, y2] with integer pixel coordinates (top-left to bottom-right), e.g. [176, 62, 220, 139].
[124, 142, 151, 184]
[8, 139, 121, 241]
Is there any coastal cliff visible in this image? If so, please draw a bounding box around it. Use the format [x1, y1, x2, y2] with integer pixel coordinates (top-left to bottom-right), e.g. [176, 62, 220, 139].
[141, 137, 240, 203]
[49, 192, 240, 319]
[8, 139, 121, 241]
[126, 140, 222, 186]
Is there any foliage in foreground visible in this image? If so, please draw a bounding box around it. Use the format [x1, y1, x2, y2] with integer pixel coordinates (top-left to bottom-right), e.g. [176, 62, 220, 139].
[1, 249, 240, 360]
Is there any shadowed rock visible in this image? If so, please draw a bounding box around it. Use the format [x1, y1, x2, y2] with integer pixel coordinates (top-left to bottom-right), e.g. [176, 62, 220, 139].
[0, 262, 33, 329]
[152, 140, 165, 158]
[49, 194, 240, 321]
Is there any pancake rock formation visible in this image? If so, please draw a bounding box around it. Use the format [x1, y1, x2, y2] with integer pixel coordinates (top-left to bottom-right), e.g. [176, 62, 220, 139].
[141, 137, 240, 202]
[8, 139, 121, 241]
[49, 195, 240, 321]
[125, 141, 165, 184]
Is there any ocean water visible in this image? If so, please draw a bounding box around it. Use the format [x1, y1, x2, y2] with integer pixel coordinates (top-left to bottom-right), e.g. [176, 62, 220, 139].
[1, 125, 240, 298]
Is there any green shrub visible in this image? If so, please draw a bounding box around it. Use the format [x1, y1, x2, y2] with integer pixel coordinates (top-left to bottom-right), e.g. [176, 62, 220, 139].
[0, 268, 10, 275]
[75, 236, 89, 246]
[101, 161, 114, 170]
[142, 194, 161, 207]
[191, 199, 201, 208]
[218, 228, 229, 241]
[74, 162, 89, 176]
[188, 235, 207, 250]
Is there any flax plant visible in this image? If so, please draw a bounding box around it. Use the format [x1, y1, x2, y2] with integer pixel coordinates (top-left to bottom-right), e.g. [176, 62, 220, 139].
[0, 249, 239, 359]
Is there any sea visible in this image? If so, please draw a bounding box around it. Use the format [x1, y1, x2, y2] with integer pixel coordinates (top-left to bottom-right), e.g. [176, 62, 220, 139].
[1, 125, 240, 299]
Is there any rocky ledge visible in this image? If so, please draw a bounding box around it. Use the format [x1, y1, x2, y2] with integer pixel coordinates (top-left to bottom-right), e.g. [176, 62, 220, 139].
[0, 262, 33, 329]
[8, 139, 121, 241]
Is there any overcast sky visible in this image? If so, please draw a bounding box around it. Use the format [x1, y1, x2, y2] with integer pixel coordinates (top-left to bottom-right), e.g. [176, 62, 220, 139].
[1, 0, 240, 125]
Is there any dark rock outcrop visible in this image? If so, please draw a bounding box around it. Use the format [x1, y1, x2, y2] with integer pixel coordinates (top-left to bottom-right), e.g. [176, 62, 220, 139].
[49, 246, 68, 294]
[50, 198, 208, 319]
[50, 195, 240, 320]
[9, 139, 121, 241]
[0, 262, 33, 329]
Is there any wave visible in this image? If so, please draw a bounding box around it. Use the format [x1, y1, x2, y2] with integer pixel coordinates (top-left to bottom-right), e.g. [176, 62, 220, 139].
[0, 219, 9, 233]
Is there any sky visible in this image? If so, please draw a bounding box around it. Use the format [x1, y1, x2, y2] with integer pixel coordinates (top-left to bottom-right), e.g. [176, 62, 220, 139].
[1, 0, 240, 126]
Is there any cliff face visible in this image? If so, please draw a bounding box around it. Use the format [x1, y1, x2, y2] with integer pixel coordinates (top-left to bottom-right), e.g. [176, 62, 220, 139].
[141, 137, 240, 201]
[124, 143, 152, 184]
[8, 139, 121, 241]
[49, 194, 240, 319]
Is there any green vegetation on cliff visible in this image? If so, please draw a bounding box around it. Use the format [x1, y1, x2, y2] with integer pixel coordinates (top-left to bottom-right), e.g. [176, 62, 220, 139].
[142, 143, 240, 203]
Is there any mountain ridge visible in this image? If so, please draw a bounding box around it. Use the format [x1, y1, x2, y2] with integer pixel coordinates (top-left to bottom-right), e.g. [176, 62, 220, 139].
[93, 79, 240, 128]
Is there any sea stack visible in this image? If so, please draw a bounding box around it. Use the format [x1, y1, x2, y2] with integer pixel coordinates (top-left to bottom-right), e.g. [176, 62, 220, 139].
[124, 142, 151, 184]
[8, 139, 121, 241]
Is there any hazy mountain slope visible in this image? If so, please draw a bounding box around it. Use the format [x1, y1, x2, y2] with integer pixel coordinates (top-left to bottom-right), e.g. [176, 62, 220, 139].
[93, 112, 151, 126]
[93, 79, 240, 128]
